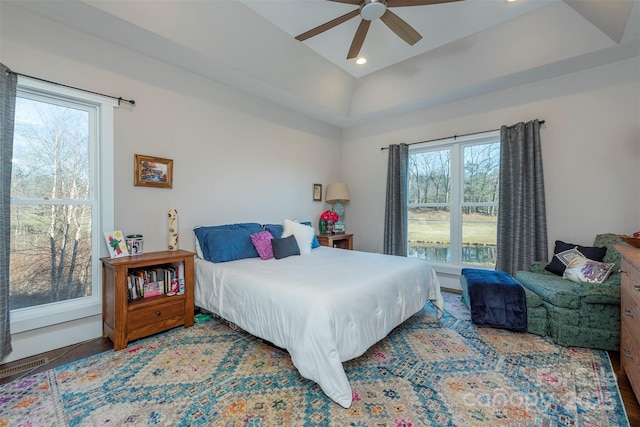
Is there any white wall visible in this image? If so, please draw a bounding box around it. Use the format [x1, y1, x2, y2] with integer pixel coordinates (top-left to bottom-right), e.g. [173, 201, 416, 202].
[343, 56, 640, 288]
[1, 5, 343, 253]
[0, 4, 343, 362]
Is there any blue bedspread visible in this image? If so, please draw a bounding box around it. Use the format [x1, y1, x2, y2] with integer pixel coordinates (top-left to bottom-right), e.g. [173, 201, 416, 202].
[462, 268, 527, 332]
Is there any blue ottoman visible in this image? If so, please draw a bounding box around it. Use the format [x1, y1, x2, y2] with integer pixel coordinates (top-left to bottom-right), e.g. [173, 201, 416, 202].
[460, 269, 547, 336]
[460, 268, 547, 336]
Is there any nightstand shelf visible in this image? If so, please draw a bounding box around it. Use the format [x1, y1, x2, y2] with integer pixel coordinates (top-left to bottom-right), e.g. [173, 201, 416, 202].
[101, 249, 195, 350]
[317, 233, 354, 250]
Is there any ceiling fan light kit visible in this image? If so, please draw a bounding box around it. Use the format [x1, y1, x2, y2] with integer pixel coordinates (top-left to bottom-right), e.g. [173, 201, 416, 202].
[296, 0, 464, 60]
[360, 0, 387, 20]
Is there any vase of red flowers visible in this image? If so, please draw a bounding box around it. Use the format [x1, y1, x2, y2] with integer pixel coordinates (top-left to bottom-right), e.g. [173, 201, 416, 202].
[319, 219, 327, 235]
[320, 210, 338, 235]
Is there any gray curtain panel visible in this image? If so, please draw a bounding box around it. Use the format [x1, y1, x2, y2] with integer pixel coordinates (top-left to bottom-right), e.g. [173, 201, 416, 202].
[0, 64, 16, 361]
[383, 143, 408, 256]
[496, 119, 548, 277]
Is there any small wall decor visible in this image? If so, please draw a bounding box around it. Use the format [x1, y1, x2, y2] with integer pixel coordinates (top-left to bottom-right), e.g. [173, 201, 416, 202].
[104, 230, 129, 258]
[168, 208, 179, 251]
[313, 183, 322, 201]
[134, 154, 173, 188]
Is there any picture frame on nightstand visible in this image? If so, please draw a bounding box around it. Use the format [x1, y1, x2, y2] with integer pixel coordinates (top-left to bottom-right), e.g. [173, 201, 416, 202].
[103, 230, 129, 258]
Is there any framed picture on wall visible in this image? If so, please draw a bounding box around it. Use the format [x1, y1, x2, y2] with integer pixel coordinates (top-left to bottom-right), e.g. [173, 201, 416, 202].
[134, 154, 173, 189]
[313, 183, 322, 201]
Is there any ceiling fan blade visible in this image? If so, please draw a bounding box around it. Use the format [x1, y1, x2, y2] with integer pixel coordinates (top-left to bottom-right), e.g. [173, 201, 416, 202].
[347, 19, 371, 59]
[380, 9, 422, 45]
[327, 0, 362, 4]
[296, 9, 360, 41]
[387, 0, 463, 6]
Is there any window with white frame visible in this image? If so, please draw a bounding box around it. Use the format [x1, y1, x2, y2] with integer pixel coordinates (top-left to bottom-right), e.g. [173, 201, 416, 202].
[408, 131, 500, 270]
[9, 78, 115, 333]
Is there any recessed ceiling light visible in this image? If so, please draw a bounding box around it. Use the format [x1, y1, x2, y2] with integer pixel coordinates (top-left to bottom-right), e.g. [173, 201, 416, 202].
[356, 57, 367, 65]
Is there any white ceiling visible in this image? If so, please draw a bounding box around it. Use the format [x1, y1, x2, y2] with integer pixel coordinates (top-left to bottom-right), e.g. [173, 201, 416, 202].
[240, 0, 557, 78]
[6, 0, 639, 128]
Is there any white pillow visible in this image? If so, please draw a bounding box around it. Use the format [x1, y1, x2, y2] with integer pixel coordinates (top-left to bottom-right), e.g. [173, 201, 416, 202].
[555, 247, 583, 267]
[193, 230, 204, 259]
[282, 219, 314, 255]
[563, 254, 615, 284]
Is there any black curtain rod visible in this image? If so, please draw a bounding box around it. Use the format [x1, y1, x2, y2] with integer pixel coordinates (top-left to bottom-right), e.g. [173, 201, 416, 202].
[380, 119, 545, 150]
[8, 70, 135, 106]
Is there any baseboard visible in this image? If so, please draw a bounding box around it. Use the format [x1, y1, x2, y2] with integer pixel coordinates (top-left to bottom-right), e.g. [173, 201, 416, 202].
[4, 314, 101, 364]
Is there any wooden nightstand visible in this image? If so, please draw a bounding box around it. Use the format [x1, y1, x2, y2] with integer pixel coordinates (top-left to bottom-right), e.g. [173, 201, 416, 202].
[317, 233, 354, 250]
[101, 250, 195, 350]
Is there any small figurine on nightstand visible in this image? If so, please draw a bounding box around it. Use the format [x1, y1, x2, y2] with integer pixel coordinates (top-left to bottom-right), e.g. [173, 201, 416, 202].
[168, 208, 179, 251]
[333, 222, 345, 235]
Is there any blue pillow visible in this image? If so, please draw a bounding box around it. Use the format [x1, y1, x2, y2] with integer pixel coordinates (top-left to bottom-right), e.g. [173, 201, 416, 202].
[194, 222, 262, 236]
[194, 223, 263, 262]
[263, 224, 284, 239]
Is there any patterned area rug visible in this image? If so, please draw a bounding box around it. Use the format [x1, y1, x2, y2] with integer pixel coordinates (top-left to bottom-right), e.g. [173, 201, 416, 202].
[0, 292, 629, 426]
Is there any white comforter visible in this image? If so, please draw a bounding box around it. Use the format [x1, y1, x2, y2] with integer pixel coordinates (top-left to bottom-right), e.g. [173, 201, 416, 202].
[194, 246, 443, 408]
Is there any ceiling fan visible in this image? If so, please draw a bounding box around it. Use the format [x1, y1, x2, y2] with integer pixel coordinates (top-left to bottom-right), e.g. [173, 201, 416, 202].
[296, 0, 463, 60]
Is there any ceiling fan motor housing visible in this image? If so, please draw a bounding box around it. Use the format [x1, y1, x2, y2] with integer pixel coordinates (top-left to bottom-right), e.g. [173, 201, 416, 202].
[361, 0, 387, 21]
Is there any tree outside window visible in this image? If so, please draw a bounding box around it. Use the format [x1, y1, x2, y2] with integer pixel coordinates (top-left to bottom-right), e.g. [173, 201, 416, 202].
[10, 96, 94, 309]
[408, 134, 500, 267]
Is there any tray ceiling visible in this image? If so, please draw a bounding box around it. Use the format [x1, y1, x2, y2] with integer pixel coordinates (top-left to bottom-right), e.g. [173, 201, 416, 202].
[4, 0, 639, 128]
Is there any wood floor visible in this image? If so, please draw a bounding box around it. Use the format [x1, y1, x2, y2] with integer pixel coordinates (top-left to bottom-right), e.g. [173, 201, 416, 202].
[609, 351, 640, 426]
[1, 337, 638, 425]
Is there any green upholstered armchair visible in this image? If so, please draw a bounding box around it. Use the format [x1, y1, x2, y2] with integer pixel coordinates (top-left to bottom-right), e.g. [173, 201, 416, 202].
[515, 234, 626, 351]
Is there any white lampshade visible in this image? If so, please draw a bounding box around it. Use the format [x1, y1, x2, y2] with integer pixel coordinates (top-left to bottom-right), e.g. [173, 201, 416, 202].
[326, 182, 350, 202]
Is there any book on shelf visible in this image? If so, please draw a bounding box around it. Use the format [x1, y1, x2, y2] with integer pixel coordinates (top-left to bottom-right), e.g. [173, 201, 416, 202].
[127, 275, 137, 299]
[143, 280, 164, 298]
[127, 261, 185, 300]
[163, 265, 176, 295]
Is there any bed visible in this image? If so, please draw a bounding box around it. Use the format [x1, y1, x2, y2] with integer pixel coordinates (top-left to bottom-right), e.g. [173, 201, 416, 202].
[193, 222, 443, 408]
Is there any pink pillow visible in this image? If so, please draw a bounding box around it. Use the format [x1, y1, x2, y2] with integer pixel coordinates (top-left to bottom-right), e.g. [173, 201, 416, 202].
[251, 231, 274, 260]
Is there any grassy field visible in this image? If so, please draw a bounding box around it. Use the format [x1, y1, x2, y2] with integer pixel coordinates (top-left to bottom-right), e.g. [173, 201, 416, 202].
[408, 212, 498, 265]
[408, 212, 497, 246]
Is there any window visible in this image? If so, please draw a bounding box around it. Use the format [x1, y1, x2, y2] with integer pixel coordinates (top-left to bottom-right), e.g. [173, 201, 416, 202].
[408, 131, 500, 270]
[9, 78, 115, 333]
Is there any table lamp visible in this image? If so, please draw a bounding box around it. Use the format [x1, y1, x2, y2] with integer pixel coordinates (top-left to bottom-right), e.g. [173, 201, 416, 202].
[326, 182, 350, 234]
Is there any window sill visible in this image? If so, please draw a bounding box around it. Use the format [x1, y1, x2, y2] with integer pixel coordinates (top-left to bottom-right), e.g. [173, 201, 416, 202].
[11, 298, 101, 334]
[430, 263, 495, 276]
